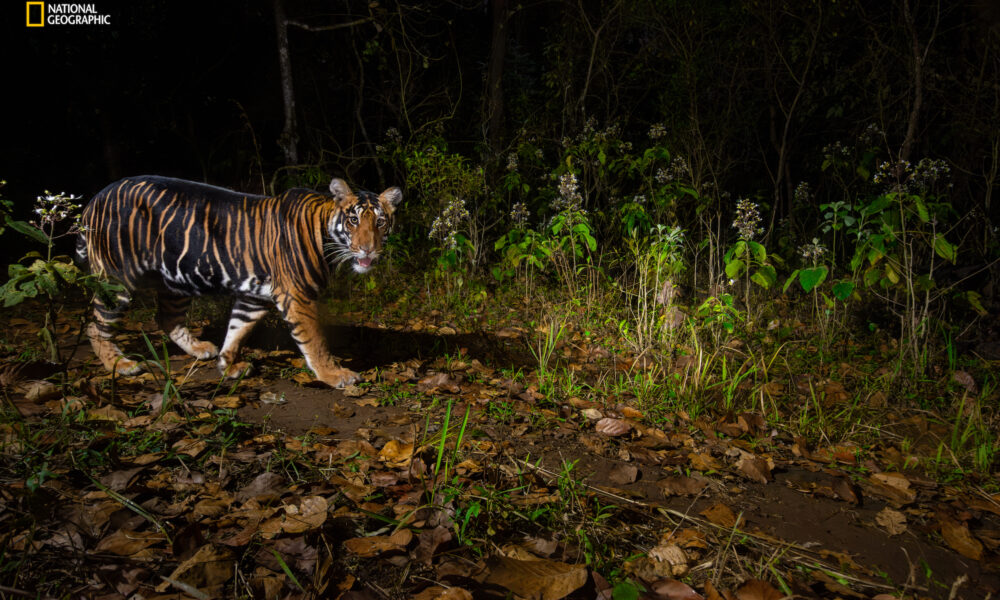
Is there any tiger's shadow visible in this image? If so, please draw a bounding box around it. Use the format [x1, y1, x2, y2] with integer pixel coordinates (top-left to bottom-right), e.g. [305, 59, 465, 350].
[200, 318, 532, 373]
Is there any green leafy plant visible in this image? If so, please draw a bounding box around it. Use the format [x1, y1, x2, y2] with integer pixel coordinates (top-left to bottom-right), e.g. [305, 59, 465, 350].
[0, 190, 123, 363]
[618, 224, 686, 355]
[693, 293, 742, 337]
[847, 158, 959, 371]
[724, 198, 777, 317]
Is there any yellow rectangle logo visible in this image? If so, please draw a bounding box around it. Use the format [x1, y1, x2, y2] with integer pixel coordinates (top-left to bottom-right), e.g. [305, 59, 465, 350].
[26, 2, 44, 27]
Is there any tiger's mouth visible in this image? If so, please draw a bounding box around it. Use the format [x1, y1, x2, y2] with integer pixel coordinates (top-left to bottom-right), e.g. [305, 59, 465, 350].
[352, 255, 376, 273]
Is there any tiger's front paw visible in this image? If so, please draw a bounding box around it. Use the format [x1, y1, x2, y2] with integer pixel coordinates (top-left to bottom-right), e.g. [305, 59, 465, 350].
[318, 367, 360, 389]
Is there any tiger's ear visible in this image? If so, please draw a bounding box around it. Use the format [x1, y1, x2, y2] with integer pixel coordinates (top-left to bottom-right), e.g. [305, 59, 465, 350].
[329, 178, 353, 201]
[380, 187, 403, 210]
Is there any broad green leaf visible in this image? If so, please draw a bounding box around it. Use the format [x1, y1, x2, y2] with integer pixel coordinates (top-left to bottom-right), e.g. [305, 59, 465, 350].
[867, 247, 884, 265]
[798, 266, 828, 292]
[916, 273, 935, 292]
[2, 289, 27, 307]
[783, 269, 801, 293]
[963, 291, 988, 316]
[914, 197, 929, 223]
[933, 234, 956, 262]
[884, 263, 900, 285]
[37, 272, 58, 296]
[862, 195, 892, 216]
[752, 265, 777, 288]
[863, 268, 880, 288]
[725, 259, 745, 278]
[612, 581, 641, 600]
[597, 150, 607, 165]
[748, 241, 767, 263]
[6, 220, 50, 245]
[832, 281, 854, 301]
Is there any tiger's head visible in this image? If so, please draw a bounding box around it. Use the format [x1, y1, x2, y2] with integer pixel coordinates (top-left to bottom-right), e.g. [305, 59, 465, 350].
[325, 178, 403, 274]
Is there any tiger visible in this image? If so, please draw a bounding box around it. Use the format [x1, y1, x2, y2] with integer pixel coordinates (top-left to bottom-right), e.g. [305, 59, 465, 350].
[76, 175, 402, 388]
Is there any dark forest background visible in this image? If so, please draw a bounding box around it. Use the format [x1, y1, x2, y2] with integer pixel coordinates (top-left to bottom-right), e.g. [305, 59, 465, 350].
[3, 0, 1000, 322]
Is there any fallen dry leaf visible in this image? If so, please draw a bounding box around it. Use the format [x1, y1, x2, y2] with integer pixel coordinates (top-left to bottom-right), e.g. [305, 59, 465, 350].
[832, 478, 860, 504]
[378, 439, 414, 468]
[342, 384, 365, 397]
[344, 529, 413, 558]
[411, 586, 474, 600]
[609, 464, 639, 485]
[688, 452, 723, 471]
[735, 578, 783, 600]
[99, 466, 144, 492]
[735, 455, 772, 484]
[662, 528, 709, 550]
[700, 502, 740, 528]
[172, 438, 208, 458]
[412, 525, 452, 565]
[95, 529, 167, 557]
[650, 578, 705, 600]
[211, 395, 243, 409]
[154, 544, 234, 593]
[595, 417, 632, 436]
[417, 372, 461, 393]
[281, 495, 328, 533]
[657, 475, 707, 497]
[481, 555, 587, 600]
[648, 543, 689, 577]
[875, 507, 907, 536]
[865, 472, 917, 507]
[703, 580, 726, 600]
[327, 474, 375, 504]
[951, 370, 977, 394]
[87, 405, 128, 423]
[23, 381, 59, 402]
[291, 371, 314, 385]
[235, 472, 285, 503]
[939, 515, 983, 560]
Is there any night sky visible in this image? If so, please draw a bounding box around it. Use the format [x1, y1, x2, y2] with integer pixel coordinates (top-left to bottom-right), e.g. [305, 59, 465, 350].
[4, 1, 280, 214]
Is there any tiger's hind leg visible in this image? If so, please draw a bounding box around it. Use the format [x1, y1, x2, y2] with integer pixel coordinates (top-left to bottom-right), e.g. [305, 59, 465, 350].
[217, 297, 269, 378]
[156, 294, 219, 360]
[88, 290, 142, 375]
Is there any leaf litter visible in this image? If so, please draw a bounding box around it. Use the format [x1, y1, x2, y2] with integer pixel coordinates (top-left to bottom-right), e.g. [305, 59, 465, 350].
[0, 300, 997, 598]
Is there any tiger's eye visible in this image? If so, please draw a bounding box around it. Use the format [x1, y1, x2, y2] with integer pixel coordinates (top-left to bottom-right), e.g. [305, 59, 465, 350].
[377, 218, 386, 227]
[349, 215, 359, 225]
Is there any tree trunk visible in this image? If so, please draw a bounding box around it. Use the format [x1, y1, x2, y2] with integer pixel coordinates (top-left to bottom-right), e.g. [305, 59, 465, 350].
[898, 0, 924, 164]
[274, 0, 298, 165]
[484, 0, 508, 153]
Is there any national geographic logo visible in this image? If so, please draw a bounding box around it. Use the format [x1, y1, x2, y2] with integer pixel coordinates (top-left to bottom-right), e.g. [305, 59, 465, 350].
[26, 3, 112, 27]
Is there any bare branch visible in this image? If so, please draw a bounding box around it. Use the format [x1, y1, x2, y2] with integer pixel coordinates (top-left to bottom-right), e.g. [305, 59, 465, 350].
[286, 17, 372, 32]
